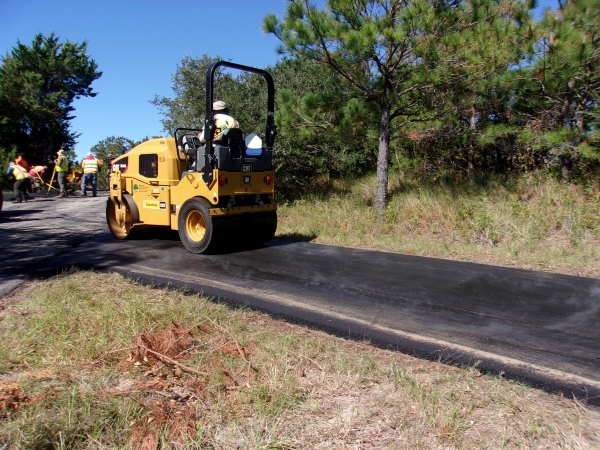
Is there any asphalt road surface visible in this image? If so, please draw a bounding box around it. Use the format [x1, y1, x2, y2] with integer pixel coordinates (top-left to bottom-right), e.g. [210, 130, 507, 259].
[1, 191, 599, 405]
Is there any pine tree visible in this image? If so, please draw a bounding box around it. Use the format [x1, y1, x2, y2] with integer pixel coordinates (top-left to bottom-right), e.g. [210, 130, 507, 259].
[264, 0, 535, 214]
[0, 33, 102, 166]
[536, 0, 600, 178]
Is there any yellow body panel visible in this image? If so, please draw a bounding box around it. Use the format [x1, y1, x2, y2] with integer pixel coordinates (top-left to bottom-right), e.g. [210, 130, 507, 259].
[132, 185, 171, 226]
[170, 170, 276, 230]
[109, 137, 276, 231]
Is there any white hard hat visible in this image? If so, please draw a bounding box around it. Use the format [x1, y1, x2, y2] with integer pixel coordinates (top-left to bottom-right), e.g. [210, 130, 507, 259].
[213, 100, 227, 111]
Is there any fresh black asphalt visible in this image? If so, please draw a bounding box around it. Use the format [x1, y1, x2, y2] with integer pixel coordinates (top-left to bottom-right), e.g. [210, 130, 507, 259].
[2, 193, 599, 405]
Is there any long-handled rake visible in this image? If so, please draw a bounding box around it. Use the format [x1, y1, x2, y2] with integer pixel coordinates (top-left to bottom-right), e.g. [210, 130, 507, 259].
[44, 166, 58, 198]
[30, 166, 51, 192]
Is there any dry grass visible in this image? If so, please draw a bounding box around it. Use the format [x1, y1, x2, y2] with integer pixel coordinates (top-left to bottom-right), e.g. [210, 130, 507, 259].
[1, 270, 599, 448]
[276, 172, 600, 278]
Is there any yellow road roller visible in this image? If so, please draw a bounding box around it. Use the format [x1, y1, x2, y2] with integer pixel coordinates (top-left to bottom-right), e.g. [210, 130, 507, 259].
[106, 61, 277, 253]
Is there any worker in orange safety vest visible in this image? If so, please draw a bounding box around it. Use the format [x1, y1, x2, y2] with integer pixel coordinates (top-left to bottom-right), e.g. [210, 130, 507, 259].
[81, 152, 104, 197]
[6, 161, 31, 203]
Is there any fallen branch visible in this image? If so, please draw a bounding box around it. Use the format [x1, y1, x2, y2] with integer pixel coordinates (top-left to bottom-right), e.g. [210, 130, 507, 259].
[169, 320, 210, 350]
[246, 358, 253, 388]
[138, 344, 209, 377]
[205, 317, 249, 363]
[92, 347, 133, 365]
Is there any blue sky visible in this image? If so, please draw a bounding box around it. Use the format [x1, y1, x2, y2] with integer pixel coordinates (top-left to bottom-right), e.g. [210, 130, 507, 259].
[2, 0, 557, 161]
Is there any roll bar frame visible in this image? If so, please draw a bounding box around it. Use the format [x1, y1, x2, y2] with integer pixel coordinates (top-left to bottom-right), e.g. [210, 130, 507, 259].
[201, 61, 276, 185]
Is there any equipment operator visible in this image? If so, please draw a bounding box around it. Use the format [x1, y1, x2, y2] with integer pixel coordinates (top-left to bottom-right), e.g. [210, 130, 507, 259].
[198, 100, 239, 143]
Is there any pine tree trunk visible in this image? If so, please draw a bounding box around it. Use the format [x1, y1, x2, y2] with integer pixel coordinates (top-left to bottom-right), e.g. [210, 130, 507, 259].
[375, 102, 391, 217]
[560, 79, 575, 126]
[468, 105, 476, 175]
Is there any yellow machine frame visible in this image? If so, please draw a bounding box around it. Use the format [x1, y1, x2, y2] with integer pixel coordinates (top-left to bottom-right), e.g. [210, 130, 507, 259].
[108, 137, 275, 231]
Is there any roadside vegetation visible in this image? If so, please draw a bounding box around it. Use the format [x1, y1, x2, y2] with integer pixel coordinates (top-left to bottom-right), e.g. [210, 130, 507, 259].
[1, 270, 599, 449]
[277, 170, 600, 278]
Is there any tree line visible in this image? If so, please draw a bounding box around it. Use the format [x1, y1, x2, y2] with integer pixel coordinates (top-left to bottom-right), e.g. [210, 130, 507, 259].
[2, 1, 598, 214]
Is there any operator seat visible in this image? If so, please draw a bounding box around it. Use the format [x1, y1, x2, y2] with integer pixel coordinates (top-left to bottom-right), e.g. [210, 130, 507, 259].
[180, 135, 202, 178]
[215, 128, 245, 159]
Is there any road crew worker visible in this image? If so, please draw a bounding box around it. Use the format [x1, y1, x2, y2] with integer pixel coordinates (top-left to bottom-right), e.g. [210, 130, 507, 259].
[198, 100, 239, 143]
[81, 152, 103, 197]
[29, 165, 47, 191]
[6, 160, 31, 203]
[15, 153, 33, 198]
[54, 148, 69, 198]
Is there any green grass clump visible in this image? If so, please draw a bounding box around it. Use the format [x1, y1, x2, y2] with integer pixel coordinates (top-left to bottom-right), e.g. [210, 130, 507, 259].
[0, 270, 304, 448]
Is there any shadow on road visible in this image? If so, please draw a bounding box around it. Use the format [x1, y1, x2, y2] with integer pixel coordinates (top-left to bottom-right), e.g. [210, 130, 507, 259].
[273, 232, 318, 243]
[29, 233, 158, 278]
[0, 209, 46, 221]
[118, 228, 318, 255]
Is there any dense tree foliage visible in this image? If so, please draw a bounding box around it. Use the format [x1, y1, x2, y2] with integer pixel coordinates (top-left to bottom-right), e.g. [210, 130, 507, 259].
[409, 0, 600, 181]
[0, 33, 101, 179]
[526, 0, 600, 179]
[270, 58, 378, 197]
[263, 0, 536, 213]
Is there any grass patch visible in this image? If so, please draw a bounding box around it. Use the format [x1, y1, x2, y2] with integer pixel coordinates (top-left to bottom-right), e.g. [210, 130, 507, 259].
[1, 270, 599, 448]
[277, 172, 600, 277]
